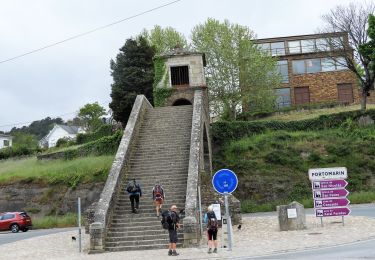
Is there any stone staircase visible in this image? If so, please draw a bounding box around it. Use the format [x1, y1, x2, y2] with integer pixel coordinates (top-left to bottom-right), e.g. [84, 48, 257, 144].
[105, 105, 193, 252]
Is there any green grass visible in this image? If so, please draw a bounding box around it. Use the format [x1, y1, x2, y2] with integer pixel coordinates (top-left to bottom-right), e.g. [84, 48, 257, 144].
[215, 124, 375, 211]
[255, 104, 375, 122]
[0, 155, 114, 187]
[32, 213, 83, 229]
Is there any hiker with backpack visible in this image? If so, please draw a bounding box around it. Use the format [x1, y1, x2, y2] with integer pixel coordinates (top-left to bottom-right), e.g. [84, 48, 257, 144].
[126, 179, 142, 213]
[152, 181, 165, 218]
[161, 204, 180, 256]
[204, 205, 218, 254]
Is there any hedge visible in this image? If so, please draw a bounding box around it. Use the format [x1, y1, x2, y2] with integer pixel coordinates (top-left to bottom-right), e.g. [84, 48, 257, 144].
[38, 130, 123, 160]
[212, 109, 375, 145]
[0, 146, 40, 160]
[76, 124, 113, 144]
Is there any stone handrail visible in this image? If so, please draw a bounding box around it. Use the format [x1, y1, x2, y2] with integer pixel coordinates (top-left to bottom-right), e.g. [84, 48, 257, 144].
[183, 90, 203, 246]
[89, 95, 152, 253]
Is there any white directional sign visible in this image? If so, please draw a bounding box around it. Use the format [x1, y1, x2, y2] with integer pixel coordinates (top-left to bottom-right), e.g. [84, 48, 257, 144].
[308, 167, 347, 181]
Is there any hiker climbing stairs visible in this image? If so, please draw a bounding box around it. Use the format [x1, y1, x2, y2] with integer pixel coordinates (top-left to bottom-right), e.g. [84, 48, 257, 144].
[105, 105, 193, 251]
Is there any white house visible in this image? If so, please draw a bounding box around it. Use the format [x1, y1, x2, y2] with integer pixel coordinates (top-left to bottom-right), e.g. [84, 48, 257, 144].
[39, 124, 85, 148]
[0, 134, 13, 149]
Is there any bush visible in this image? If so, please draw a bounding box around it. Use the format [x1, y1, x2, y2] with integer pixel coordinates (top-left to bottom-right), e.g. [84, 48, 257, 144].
[212, 109, 375, 145]
[76, 124, 113, 144]
[0, 146, 40, 160]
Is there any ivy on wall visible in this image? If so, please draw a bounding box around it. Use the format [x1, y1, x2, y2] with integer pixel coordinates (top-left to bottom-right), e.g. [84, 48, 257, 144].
[153, 57, 172, 106]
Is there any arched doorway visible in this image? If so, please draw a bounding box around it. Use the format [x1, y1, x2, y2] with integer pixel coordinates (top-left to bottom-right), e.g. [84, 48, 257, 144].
[172, 99, 192, 106]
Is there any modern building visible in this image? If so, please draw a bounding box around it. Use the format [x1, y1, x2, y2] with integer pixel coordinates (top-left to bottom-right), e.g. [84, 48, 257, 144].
[255, 32, 362, 108]
[0, 134, 13, 149]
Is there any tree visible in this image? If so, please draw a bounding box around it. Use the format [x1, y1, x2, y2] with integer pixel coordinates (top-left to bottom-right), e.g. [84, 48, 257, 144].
[78, 102, 106, 132]
[109, 37, 155, 125]
[359, 14, 375, 92]
[191, 18, 280, 120]
[9, 117, 63, 140]
[320, 2, 375, 110]
[140, 25, 187, 55]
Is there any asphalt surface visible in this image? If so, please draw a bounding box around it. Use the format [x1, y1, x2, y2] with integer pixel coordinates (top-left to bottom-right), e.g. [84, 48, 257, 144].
[251, 238, 375, 259]
[0, 227, 76, 246]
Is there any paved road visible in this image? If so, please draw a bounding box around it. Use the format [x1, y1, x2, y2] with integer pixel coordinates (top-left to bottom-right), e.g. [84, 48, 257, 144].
[245, 203, 375, 259]
[0, 227, 76, 245]
[243, 203, 375, 219]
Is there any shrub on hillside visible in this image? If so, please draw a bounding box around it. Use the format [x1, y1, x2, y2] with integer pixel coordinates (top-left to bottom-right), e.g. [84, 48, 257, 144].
[62, 130, 123, 160]
[212, 109, 375, 145]
[76, 124, 113, 144]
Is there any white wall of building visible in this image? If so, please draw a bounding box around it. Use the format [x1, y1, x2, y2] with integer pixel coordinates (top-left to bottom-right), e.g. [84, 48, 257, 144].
[0, 136, 12, 149]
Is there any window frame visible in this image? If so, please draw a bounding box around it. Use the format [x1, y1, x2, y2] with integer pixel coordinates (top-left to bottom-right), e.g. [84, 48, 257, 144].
[170, 65, 190, 86]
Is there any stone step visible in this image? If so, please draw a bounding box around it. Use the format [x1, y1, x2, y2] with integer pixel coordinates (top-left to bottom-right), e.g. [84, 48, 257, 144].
[123, 178, 188, 184]
[107, 229, 183, 237]
[115, 200, 186, 209]
[105, 242, 183, 252]
[107, 224, 183, 233]
[114, 205, 185, 213]
[106, 233, 184, 243]
[105, 238, 182, 248]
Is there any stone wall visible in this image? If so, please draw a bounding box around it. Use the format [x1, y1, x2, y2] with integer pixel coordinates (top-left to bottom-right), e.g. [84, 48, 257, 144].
[165, 55, 206, 87]
[0, 182, 103, 217]
[288, 70, 360, 104]
[89, 95, 152, 253]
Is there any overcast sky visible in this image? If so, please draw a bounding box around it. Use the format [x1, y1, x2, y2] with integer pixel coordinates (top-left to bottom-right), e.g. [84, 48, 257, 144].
[0, 0, 368, 132]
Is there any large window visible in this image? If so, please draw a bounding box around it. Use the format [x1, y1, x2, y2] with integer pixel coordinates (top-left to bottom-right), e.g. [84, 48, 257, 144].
[306, 59, 321, 73]
[275, 88, 291, 108]
[292, 60, 305, 74]
[170, 66, 189, 86]
[3, 140, 9, 147]
[257, 42, 285, 56]
[301, 39, 316, 53]
[292, 57, 347, 74]
[271, 42, 285, 56]
[335, 57, 347, 70]
[288, 41, 301, 54]
[321, 58, 336, 72]
[277, 60, 289, 83]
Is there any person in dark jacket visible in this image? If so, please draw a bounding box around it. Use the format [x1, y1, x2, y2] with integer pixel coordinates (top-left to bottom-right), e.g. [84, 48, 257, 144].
[167, 205, 180, 256]
[126, 179, 142, 213]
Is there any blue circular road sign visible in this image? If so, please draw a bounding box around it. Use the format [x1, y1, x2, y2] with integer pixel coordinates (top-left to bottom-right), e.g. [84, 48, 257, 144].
[212, 169, 238, 194]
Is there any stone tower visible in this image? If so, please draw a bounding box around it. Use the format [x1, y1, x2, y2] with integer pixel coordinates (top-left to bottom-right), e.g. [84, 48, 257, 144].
[153, 47, 207, 107]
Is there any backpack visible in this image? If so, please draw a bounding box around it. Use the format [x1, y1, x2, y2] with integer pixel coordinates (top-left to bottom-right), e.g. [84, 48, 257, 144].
[207, 212, 218, 231]
[126, 181, 138, 193]
[154, 185, 163, 200]
[161, 210, 172, 229]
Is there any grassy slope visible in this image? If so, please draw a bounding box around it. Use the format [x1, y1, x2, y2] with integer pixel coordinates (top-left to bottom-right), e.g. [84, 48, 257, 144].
[216, 126, 375, 212]
[0, 155, 114, 187]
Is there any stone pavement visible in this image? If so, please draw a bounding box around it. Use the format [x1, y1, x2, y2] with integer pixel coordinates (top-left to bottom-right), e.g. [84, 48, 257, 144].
[1, 215, 375, 259]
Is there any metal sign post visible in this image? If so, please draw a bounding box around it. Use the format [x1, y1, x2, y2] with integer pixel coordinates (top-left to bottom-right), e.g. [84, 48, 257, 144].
[212, 169, 238, 252]
[224, 192, 232, 251]
[78, 197, 82, 253]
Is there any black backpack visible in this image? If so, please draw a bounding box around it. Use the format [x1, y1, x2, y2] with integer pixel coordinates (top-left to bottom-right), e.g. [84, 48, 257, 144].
[207, 212, 218, 231]
[161, 210, 173, 230]
[126, 181, 138, 193]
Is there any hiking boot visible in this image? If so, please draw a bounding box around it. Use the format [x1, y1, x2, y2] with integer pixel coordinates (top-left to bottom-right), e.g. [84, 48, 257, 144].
[213, 248, 217, 253]
[172, 251, 179, 256]
[168, 250, 172, 256]
[208, 248, 212, 254]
